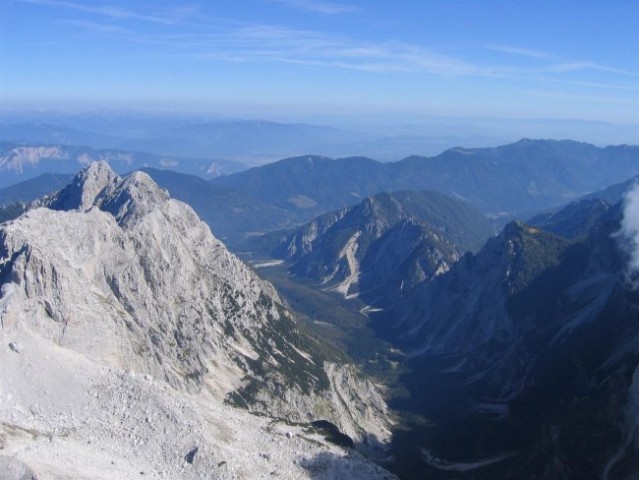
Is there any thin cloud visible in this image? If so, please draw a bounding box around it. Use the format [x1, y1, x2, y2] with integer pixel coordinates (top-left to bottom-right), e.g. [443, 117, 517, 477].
[544, 61, 639, 77]
[161, 25, 639, 79]
[486, 45, 639, 77]
[59, 19, 129, 34]
[617, 182, 639, 288]
[546, 78, 639, 91]
[17, 0, 199, 25]
[524, 89, 633, 105]
[268, 0, 360, 14]
[487, 45, 551, 59]
[27, 1, 637, 81]
[189, 25, 478, 75]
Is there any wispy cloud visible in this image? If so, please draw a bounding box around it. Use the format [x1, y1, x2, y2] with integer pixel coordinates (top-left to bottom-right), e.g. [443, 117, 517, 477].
[267, 0, 360, 14]
[543, 61, 639, 77]
[486, 45, 639, 78]
[190, 25, 478, 75]
[487, 45, 551, 59]
[23, 0, 638, 82]
[59, 19, 129, 34]
[18, 0, 199, 25]
[546, 78, 639, 91]
[147, 25, 639, 80]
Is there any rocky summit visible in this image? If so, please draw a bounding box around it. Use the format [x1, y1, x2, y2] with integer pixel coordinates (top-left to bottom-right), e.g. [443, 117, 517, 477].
[0, 162, 394, 480]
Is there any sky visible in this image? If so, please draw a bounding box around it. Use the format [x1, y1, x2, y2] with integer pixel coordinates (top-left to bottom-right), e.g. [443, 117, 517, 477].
[0, 0, 638, 125]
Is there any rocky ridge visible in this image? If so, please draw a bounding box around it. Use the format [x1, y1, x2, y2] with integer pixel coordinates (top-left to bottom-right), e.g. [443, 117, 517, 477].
[381, 199, 639, 478]
[0, 162, 394, 479]
[263, 190, 493, 307]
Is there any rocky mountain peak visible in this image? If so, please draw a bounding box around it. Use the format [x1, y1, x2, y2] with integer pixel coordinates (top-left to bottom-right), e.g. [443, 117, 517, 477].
[45, 161, 169, 227]
[98, 169, 169, 227]
[47, 160, 118, 211]
[0, 164, 392, 471]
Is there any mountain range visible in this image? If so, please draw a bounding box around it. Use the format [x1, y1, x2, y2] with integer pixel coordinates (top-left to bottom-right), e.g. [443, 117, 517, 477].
[244, 167, 639, 478]
[373, 189, 639, 479]
[3, 113, 638, 162]
[0, 162, 394, 479]
[0, 118, 372, 165]
[1, 139, 637, 250]
[0, 136, 638, 478]
[214, 139, 639, 225]
[254, 190, 495, 308]
[0, 142, 244, 188]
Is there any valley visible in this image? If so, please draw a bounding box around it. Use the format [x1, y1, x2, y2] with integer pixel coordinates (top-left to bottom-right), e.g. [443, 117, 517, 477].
[0, 140, 638, 479]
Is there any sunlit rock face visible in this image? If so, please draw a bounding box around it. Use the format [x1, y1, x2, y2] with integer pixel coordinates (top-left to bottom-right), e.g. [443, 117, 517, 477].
[0, 162, 394, 479]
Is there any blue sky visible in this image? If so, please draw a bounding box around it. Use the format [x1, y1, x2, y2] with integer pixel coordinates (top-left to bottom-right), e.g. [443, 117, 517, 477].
[1, 0, 638, 124]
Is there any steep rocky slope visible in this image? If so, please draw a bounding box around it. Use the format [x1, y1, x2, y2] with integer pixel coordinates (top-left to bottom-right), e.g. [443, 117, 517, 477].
[259, 190, 493, 307]
[0, 162, 394, 479]
[381, 192, 639, 479]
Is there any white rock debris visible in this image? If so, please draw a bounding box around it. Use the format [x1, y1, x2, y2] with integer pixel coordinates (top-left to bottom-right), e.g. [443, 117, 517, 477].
[0, 330, 394, 480]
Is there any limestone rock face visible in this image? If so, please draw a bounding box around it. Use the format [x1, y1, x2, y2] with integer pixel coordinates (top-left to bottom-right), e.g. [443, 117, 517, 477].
[0, 162, 393, 478]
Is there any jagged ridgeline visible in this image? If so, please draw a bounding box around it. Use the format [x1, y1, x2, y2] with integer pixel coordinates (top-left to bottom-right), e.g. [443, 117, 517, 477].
[0, 162, 390, 447]
[256, 190, 495, 307]
[383, 199, 639, 479]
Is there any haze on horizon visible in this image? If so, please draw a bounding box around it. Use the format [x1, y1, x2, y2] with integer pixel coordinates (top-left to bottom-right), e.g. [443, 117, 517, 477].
[0, 0, 638, 144]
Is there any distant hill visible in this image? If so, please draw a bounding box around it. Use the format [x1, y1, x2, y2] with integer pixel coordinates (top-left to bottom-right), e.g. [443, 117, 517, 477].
[214, 139, 639, 220]
[0, 172, 73, 204]
[215, 155, 387, 217]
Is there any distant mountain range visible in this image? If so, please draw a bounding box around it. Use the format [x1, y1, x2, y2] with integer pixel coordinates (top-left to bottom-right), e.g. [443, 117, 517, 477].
[0, 142, 244, 188]
[214, 139, 639, 223]
[2, 113, 637, 163]
[0, 119, 373, 165]
[1, 139, 637, 250]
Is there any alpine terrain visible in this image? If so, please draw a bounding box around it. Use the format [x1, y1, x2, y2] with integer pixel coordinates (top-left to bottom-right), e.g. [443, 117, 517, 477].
[0, 162, 395, 479]
[377, 184, 639, 479]
[257, 190, 494, 308]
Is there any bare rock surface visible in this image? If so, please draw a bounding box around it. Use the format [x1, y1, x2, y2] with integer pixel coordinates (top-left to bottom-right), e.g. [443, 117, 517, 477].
[0, 162, 395, 479]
